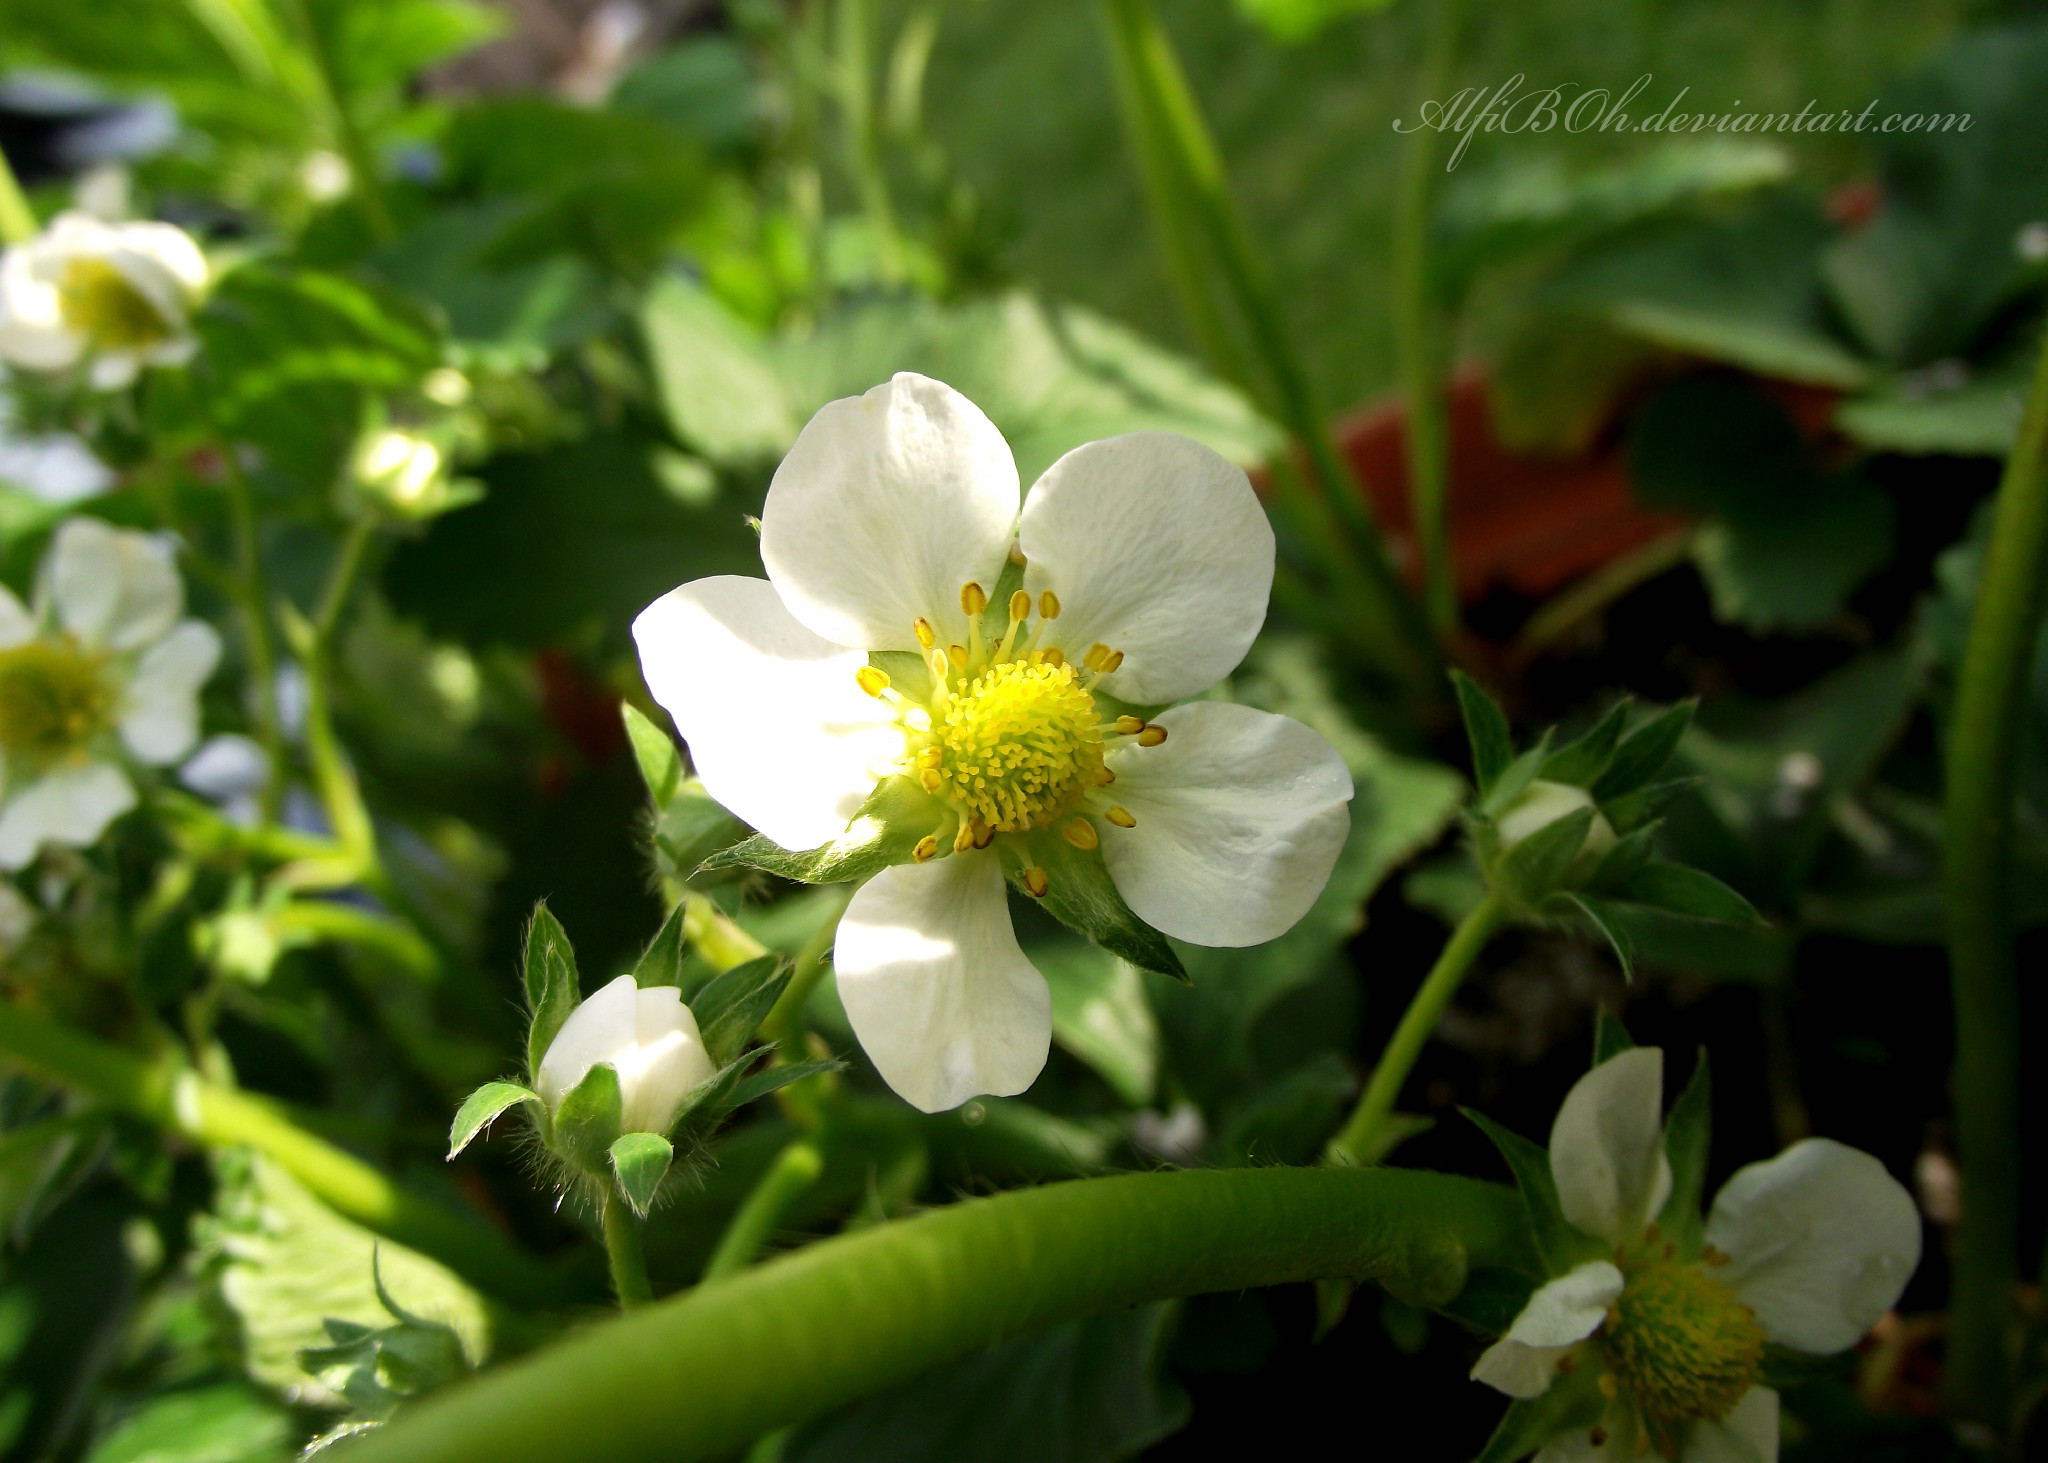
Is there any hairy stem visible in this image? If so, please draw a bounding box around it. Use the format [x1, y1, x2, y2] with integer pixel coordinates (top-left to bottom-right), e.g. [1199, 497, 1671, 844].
[604, 1191, 654, 1309]
[1942, 323, 2048, 1430]
[1327, 890, 1504, 1166]
[341, 1166, 1525, 1463]
[702, 1141, 824, 1282]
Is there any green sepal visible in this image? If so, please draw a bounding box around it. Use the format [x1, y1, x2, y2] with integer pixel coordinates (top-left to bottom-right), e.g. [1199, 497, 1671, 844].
[1585, 822, 1660, 894]
[692, 955, 792, 1066]
[447, 1081, 540, 1158]
[1655, 1049, 1712, 1257]
[711, 1056, 842, 1115]
[523, 902, 580, 1082]
[631, 901, 688, 988]
[1464, 1109, 1603, 1276]
[1591, 700, 1696, 801]
[1006, 834, 1187, 983]
[608, 1132, 674, 1218]
[1495, 805, 1596, 906]
[1540, 701, 1632, 788]
[622, 702, 684, 805]
[699, 776, 938, 884]
[1555, 893, 1637, 979]
[552, 1062, 623, 1173]
[1592, 1009, 1636, 1064]
[653, 779, 751, 883]
[1479, 729, 1557, 820]
[1471, 1367, 1609, 1463]
[1601, 776, 1699, 835]
[1452, 670, 1515, 795]
[868, 649, 933, 703]
[1615, 862, 1764, 926]
[973, 555, 1028, 645]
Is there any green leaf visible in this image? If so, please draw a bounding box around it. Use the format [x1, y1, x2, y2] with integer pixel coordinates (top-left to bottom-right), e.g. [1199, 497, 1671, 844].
[522, 902, 580, 1082]
[1837, 347, 2034, 457]
[712, 1057, 844, 1116]
[609, 1133, 675, 1218]
[1464, 1110, 1599, 1276]
[692, 955, 792, 1067]
[1497, 806, 1597, 905]
[1617, 863, 1764, 927]
[552, 1063, 623, 1173]
[1592, 1010, 1636, 1064]
[1217, 1053, 1357, 1167]
[1471, 1369, 1609, 1463]
[1452, 670, 1515, 796]
[1007, 834, 1185, 984]
[83, 1383, 292, 1463]
[1231, 0, 1391, 44]
[1031, 938, 1160, 1106]
[640, 273, 797, 466]
[1540, 702, 1632, 789]
[622, 702, 684, 806]
[1558, 893, 1637, 981]
[631, 902, 689, 989]
[1592, 703, 1696, 802]
[1656, 1050, 1712, 1256]
[446, 1082, 539, 1159]
[1601, 777, 1698, 836]
[701, 777, 939, 885]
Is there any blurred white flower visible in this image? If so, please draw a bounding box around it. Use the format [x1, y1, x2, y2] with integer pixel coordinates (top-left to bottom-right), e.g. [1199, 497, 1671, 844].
[634, 372, 1353, 1113]
[0, 396, 113, 504]
[300, 151, 352, 204]
[0, 518, 220, 867]
[536, 974, 717, 1136]
[181, 733, 271, 827]
[0, 212, 207, 390]
[1472, 1048, 1922, 1462]
[0, 879, 36, 952]
[73, 163, 131, 222]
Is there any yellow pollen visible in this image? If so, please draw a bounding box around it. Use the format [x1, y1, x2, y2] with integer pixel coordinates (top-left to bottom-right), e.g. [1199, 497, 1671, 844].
[855, 665, 891, 697]
[1136, 725, 1168, 747]
[1061, 817, 1098, 850]
[0, 638, 116, 769]
[1021, 866, 1049, 898]
[1039, 590, 1061, 620]
[1008, 590, 1030, 621]
[1105, 806, 1135, 828]
[1601, 1259, 1765, 1427]
[971, 820, 994, 850]
[960, 582, 988, 617]
[1114, 715, 1146, 735]
[947, 644, 969, 670]
[927, 657, 1105, 833]
[915, 746, 943, 770]
[913, 834, 938, 862]
[914, 618, 936, 650]
[57, 257, 168, 351]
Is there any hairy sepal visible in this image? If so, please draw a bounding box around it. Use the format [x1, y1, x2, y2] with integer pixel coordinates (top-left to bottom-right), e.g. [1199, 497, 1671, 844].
[609, 1132, 674, 1218]
[447, 1081, 540, 1159]
[699, 777, 939, 884]
[523, 902, 580, 1082]
[692, 955, 792, 1067]
[552, 1063, 623, 1175]
[1005, 833, 1186, 983]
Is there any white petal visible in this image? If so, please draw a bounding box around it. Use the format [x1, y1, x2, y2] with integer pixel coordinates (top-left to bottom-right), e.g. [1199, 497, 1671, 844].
[1681, 1386, 1777, 1463]
[760, 372, 1018, 652]
[88, 354, 141, 391]
[181, 734, 270, 802]
[835, 851, 1051, 1113]
[1549, 1047, 1673, 1245]
[535, 974, 636, 1111]
[0, 585, 31, 648]
[1506, 1260, 1625, 1347]
[617, 986, 716, 1134]
[120, 619, 220, 764]
[1098, 702, 1351, 946]
[632, 576, 905, 853]
[0, 761, 136, 868]
[1705, 1138, 1921, 1354]
[47, 518, 182, 650]
[1470, 1338, 1572, 1399]
[1020, 432, 1274, 704]
[112, 221, 207, 301]
[0, 430, 113, 505]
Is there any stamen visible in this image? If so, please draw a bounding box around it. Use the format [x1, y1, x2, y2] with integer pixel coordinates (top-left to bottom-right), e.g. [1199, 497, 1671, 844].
[947, 644, 969, 670]
[930, 650, 951, 683]
[1136, 726, 1167, 747]
[855, 666, 891, 698]
[953, 821, 977, 854]
[1021, 866, 1049, 898]
[1100, 649, 1124, 673]
[1061, 818, 1097, 850]
[972, 820, 994, 850]
[1040, 647, 1064, 669]
[1105, 806, 1135, 828]
[960, 582, 988, 617]
[1008, 540, 1027, 566]
[913, 835, 939, 863]
[1113, 715, 1146, 735]
[1083, 643, 1112, 671]
[916, 746, 943, 770]
[920, 769, 943, 793]
[1039, 590, 1060, 620]
[1008, 590, 1030, 622]
[914, 618, 936, 650]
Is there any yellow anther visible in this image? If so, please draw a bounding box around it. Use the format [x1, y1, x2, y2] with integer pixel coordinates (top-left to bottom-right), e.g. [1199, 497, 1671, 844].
[1136, 725, 1168, 747]
[855, 666, 891, 698]
[954, 821, 977, 854]
[930, 650, 951, 682]
[960, 582, 988, 617]
[1021, 866, 1050, 898]
[1008, 540, 1027, 566]
[948, 644, 969, 670]
[1061, 817, 1098, 850]
[972, 820, 994, 850]
[1008, 589, 1031, 622]
[913, 835, 939, 863]
[1098, 767, 1116, 784]
[1039, 590, 1060, 620]
[914, 617, 936, 650]
[1040, 647, 1064, 669]
[1100, 649, 1124, 673]
[920, 768, 943, 793]
[1105, 806, 1135, 828]
[1114, 715, 1146, 735]
[1084, 642, 1112, 671]
[916, 746, 943, 770]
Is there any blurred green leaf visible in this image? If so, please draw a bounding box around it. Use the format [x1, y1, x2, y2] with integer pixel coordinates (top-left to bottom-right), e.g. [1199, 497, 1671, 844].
[1836, 342, 2037, 456]
[1217, 1052, 1354, 1166]
[1451, 669, 1514, 795]
[84, 1383, 291, 1463]
[612, 36, 767, 152]
[1656, 1051, 1712, 1255]
[640, 274, 798, 466]
[1028, 936, 1160, 1106]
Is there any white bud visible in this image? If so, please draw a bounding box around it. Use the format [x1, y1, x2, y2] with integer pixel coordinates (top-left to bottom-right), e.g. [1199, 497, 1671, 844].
[536, 974, 716, 1136]
[1496, 779, 1617, 862]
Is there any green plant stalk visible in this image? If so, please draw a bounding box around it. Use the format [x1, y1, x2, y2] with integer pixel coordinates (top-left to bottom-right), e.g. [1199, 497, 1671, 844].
[218, 450, 288, 824]
[1327, 890, 1504, 1165]
[1942, 323, 2048, 1429]
[286, 520, 380, 871]
[0, 1001, 560, 1304]
[339, 1165, 1524, 1463]
[702, 1141, 824, 1282]
[1392, 0, 1465, 637]
[682, 892, 771, 971]
[604, 1191, 654, 1309]
[760, 888, 852, 1051]
[0, 143, 37, 246]
[275, 0, 394, 242]
[833, 0, 904, 283]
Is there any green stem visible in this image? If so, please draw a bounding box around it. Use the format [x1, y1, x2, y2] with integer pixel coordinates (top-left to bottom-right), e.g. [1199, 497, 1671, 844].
[834, 0, 903, 284]
[339, 1165, 1525, 1463]
[682, 892, 771, 972]
[702, 1141, 824, 1282]
[314, 517, 376, 642]
[1327, 890, 1505, 1166]
[284, 521, 380, 871]
[1942, 323, 2048, 1430]
[0, 1001, 560, 1304]
[760, 888, 851, 1051]
[604, 1191, 654, 1310]
[219, 450, 287, 824]
[0, 144, 37, 246]
[275, 0, 394, 242]
[1392, 0, 1464, 637]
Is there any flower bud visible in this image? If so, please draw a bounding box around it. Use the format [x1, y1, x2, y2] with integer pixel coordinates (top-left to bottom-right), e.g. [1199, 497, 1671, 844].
[536, 975, 716, 1137]
[1497, 779, 1617, 863]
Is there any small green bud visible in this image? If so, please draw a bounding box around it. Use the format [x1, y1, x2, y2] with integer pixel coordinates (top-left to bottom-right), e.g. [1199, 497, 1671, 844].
[1498, 779, 1617, 864]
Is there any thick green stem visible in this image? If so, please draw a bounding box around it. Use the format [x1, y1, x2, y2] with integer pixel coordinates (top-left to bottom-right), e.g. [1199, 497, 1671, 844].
[0, 1001, 560, 1304]
[1327, 890, 1504, 1166]
[1392, 0, 1464, 637]
[604, 1192, 654, 1310]
[1942, 324, 2048, 1430]
[0, 144, 37, 246]
[338, 1165, 1524, 1463]
[702, 1141, 824, 1282]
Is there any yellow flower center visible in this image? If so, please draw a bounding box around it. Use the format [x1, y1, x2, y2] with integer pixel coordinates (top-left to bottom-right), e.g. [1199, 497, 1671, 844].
[933, 656, 1103, 833]
[1601, 1257, 1765, 1429]
[57, 257, 168, 351]
[0, 639, 117, 769]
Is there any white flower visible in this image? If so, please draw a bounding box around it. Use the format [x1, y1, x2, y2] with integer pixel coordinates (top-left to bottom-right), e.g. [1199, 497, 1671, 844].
[0, 518, 221, 868]
[535, 974, 717, 1136]
[1472, 1048, 1922, 1462]
[0, 212, 207, 390]
[0, 384, 113, 505]
[633, 373, 1353, 1113]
